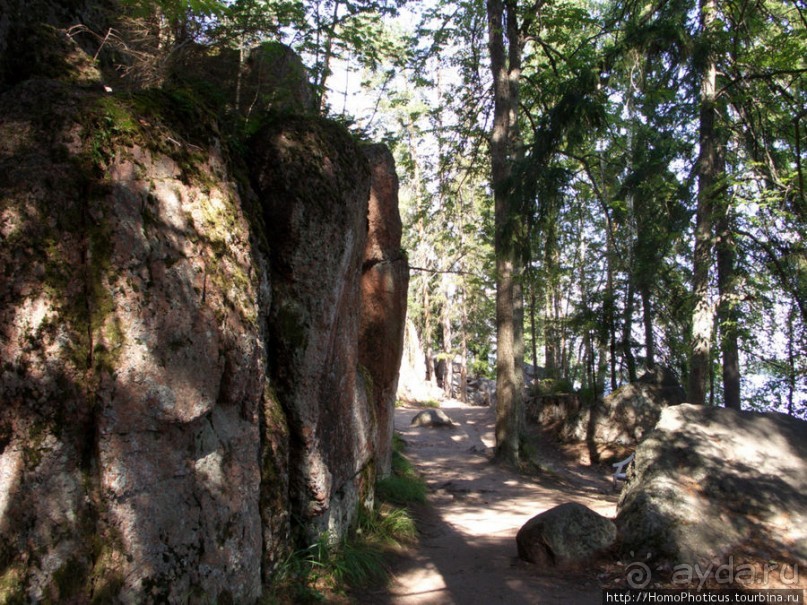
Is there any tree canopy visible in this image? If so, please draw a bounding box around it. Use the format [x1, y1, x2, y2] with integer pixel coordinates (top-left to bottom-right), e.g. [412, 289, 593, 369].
[376, 0, 806, 426]
[112, 0, 806, 428]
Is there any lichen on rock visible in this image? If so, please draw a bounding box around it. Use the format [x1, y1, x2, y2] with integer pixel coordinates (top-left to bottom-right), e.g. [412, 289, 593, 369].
[0, 10, 409, 600]
[250, 113, 377, 542]
[1, 76, 266, 603]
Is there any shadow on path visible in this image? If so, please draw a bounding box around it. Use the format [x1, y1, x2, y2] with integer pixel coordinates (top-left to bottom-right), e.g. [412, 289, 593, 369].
[355, 402, 618, 605]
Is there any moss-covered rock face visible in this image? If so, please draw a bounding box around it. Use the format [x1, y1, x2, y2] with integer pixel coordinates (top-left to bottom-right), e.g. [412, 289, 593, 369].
[0, 0, 114, 88]
[1, 24, 101, 87]
[0, 79, 107, 603]
[0, 79, 268, 604]
[250, 115, 376, 542]
[1, 11, 405, 600]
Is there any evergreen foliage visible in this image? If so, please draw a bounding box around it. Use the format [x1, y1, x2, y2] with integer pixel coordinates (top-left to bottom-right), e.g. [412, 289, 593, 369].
[110, 0, 805, 417]
[383, 0, 805, 417]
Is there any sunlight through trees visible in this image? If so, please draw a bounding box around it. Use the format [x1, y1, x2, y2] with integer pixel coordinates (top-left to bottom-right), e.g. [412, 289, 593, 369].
[119, 0, 806, 421]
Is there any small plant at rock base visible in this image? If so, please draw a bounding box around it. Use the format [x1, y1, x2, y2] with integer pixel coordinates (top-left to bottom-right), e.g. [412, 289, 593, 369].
[376, 434, 427, 506]
[327, 537, 387, 589]
[418, 399, 441, 409]
[376, 463, 427, 506]
[264, 506, 415, 603]
[264, 435, 422, 602]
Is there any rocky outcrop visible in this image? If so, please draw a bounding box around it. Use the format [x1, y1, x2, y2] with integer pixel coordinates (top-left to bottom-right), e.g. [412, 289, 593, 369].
[467, 376, 497, 407]
[528, 393, 581, 426]
[0, 79, 275, 602]
[250, 116, 376, 542]
[0, 22, 408, 602]
[516, 503, 617, 568]
[534, 367, 685, 456]
[172, 41, 316, 115]
[616, 404, 807, 566]
[359, 144, 409, 478]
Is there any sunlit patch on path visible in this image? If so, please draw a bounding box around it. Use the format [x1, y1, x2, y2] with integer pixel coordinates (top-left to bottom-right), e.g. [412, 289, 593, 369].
[357, 399, 620, 604]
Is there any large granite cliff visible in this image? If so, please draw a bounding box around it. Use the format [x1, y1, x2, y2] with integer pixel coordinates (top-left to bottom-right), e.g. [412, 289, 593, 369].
[0, 12, 408, 603]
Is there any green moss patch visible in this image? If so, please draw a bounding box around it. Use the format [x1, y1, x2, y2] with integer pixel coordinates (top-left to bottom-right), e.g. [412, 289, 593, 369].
[0, 563, 26, 605]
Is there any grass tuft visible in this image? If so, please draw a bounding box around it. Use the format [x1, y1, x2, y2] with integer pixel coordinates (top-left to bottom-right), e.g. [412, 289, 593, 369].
[376, 437, 427, 505]
[264, 434, 424, 602]
[376, 473, 427, 505]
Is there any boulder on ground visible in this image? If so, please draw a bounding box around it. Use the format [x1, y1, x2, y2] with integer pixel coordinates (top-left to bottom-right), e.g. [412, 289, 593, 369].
[467, 377, 497, 407]
[561, 366, 685, 447]
[516, 502, 617, 568]
[617, 404, 807, 566]
[411, 409, 456, 428]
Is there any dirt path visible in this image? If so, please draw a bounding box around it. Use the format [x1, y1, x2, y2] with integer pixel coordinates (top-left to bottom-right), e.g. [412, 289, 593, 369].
[358, 401, 620, 605]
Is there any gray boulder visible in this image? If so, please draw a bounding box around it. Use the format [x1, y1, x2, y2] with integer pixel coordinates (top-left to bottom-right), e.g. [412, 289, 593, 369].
[516, 502, 617, 568]
[529, 393, 581, 426]
[617, 404, 807, 566]
[411, 409, 456, 428]
[467, 377, 497, 407]
[562, 366, 686, 447]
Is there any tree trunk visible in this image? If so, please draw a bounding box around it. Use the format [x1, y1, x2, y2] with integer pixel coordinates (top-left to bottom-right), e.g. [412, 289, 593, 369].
[509, 0, 525, 431]
[688, 0, 721, 405]
[544, 224, 560, 380]
[235, 37, 245, 112]
[423, 280, 435, 384]
[640, 283, 655, 368]
[544, 282, 559, 378]
[314, 0, 342, 114]
[529, 282, 538, 369]
[795, 117, 805, 211]
[578, 228, 593, 392]
[460, 298, 469, 403]
[716, 199, 740, 409]
[622, 59, 639, 383]
[514, 274, 525, 430]
[487, 0, 521, 464]
[442, 274, 454, 398]
[605, 224, 618, 391]
[622, 280, 637, 382]
[596, 340, 608, 399]
[787, 305, 796, 416]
